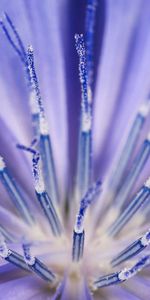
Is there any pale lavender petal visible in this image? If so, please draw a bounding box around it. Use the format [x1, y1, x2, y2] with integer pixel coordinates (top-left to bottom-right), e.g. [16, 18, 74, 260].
[94, 0, 150, 175]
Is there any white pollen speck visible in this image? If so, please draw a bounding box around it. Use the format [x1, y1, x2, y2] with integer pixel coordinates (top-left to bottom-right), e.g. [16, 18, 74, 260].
[28, 45, 33, 52]
[24, 255, 35, 266]
[144, 177, 150, 188]
[0, 156, 5, 171]
[146, 132, 150, 142]
[35, 179, 45, 194]
[118, 268, 130, 281]
[139, 102, 150, 117]
[40, 117, 49, 135]
[0, 237, 11, 258]
[82, 112, 92, 132]
[88, 87, 92, 104]
[29, 90, 39, 114]
[141, 230, 150, 246]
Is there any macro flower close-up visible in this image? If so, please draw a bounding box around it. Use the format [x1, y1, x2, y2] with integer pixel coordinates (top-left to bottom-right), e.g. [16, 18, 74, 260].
[0, 0, 150, 299]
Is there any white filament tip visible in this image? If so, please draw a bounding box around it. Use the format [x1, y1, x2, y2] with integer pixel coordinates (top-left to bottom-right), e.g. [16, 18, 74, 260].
[144, 177, 150, 188]
[118, 268, 130, 280]
[82, 112, 92, 132]
[29, 90, 39, 114]
[139, 102, 150, 117]
[141, 230, 150, 246]
[146, 132, 150, 142]
[88, 87, 92, 104]
[0, 156, 5, 171]
[35, 179, 45, 194]
[0, 237, 11, 258]
[40, 117, 49, 135]
[28, 45, 33, 52]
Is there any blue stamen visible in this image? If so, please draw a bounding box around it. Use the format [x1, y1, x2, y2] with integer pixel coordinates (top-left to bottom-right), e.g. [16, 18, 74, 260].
[0, 156, 34, 226]
[72, 180, 101, 261]
[72, 230, 85, 262]
[111, 228, 150, 267]
[75, 179, 101, 233]
[85, 0, 97, 86]
[75, 34, 92, 197]
[108, 178, 150, 237]
[94, 255, 150, 288]
[109, 100, 150, 195]
[27, 46, 59, 203]
[31, 152, 62, 236]
[17, 145, 62, 236]
[23, 243, 56, 282]
[36, 191, 62, 237]
[114, 134, 150, 209]
[0, 237, 29, 271]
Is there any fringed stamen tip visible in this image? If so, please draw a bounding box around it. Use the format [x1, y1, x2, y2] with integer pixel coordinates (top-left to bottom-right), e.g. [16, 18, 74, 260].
[74, 34, 85, 56]
[0, 156, 5, 171]
[144, 177, 150, 188]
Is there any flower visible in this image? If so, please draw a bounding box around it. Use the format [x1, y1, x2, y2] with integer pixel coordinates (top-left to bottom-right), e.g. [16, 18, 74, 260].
[0, 0, 150, 299]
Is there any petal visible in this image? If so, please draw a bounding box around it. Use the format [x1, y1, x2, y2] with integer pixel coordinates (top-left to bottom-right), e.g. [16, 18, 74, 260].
[0, 275, 46, 300]
[94, 0, 150, 175]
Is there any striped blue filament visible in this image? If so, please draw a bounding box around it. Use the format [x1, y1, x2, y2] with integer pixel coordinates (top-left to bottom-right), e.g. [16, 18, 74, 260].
[17, 144, 62, 236]
[0, 159, 34, 226]
[23, 243, 56, 282]
[108, 181, 150, 236]
[94, 255, 150, 288]
[112, 229, 150, 267]
[72, 230, 85, 261]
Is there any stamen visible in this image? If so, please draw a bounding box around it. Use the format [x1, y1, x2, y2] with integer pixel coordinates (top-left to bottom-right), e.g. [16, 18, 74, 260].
[93, 255, 150, 288]
[108, 177, 150, 237]
[72, 180, 101, 261]
[36, 191, 62, 237]
[85, 0, 97, 86]
[17, 145, 62, 236]
[23, 243, 56, 282]
[112, 228, 150, 267]
[75, 34, 92, 197]
[0, 236, 29, 271]
[27, 46, 59, 204]
[32, 152, 62, 236]
[114, 133, 150, 209]
[109, 99, 150, 196]
[0, 156, 34, 226]
[72, 230, 85, 262]
[75, 179, 101, 233]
